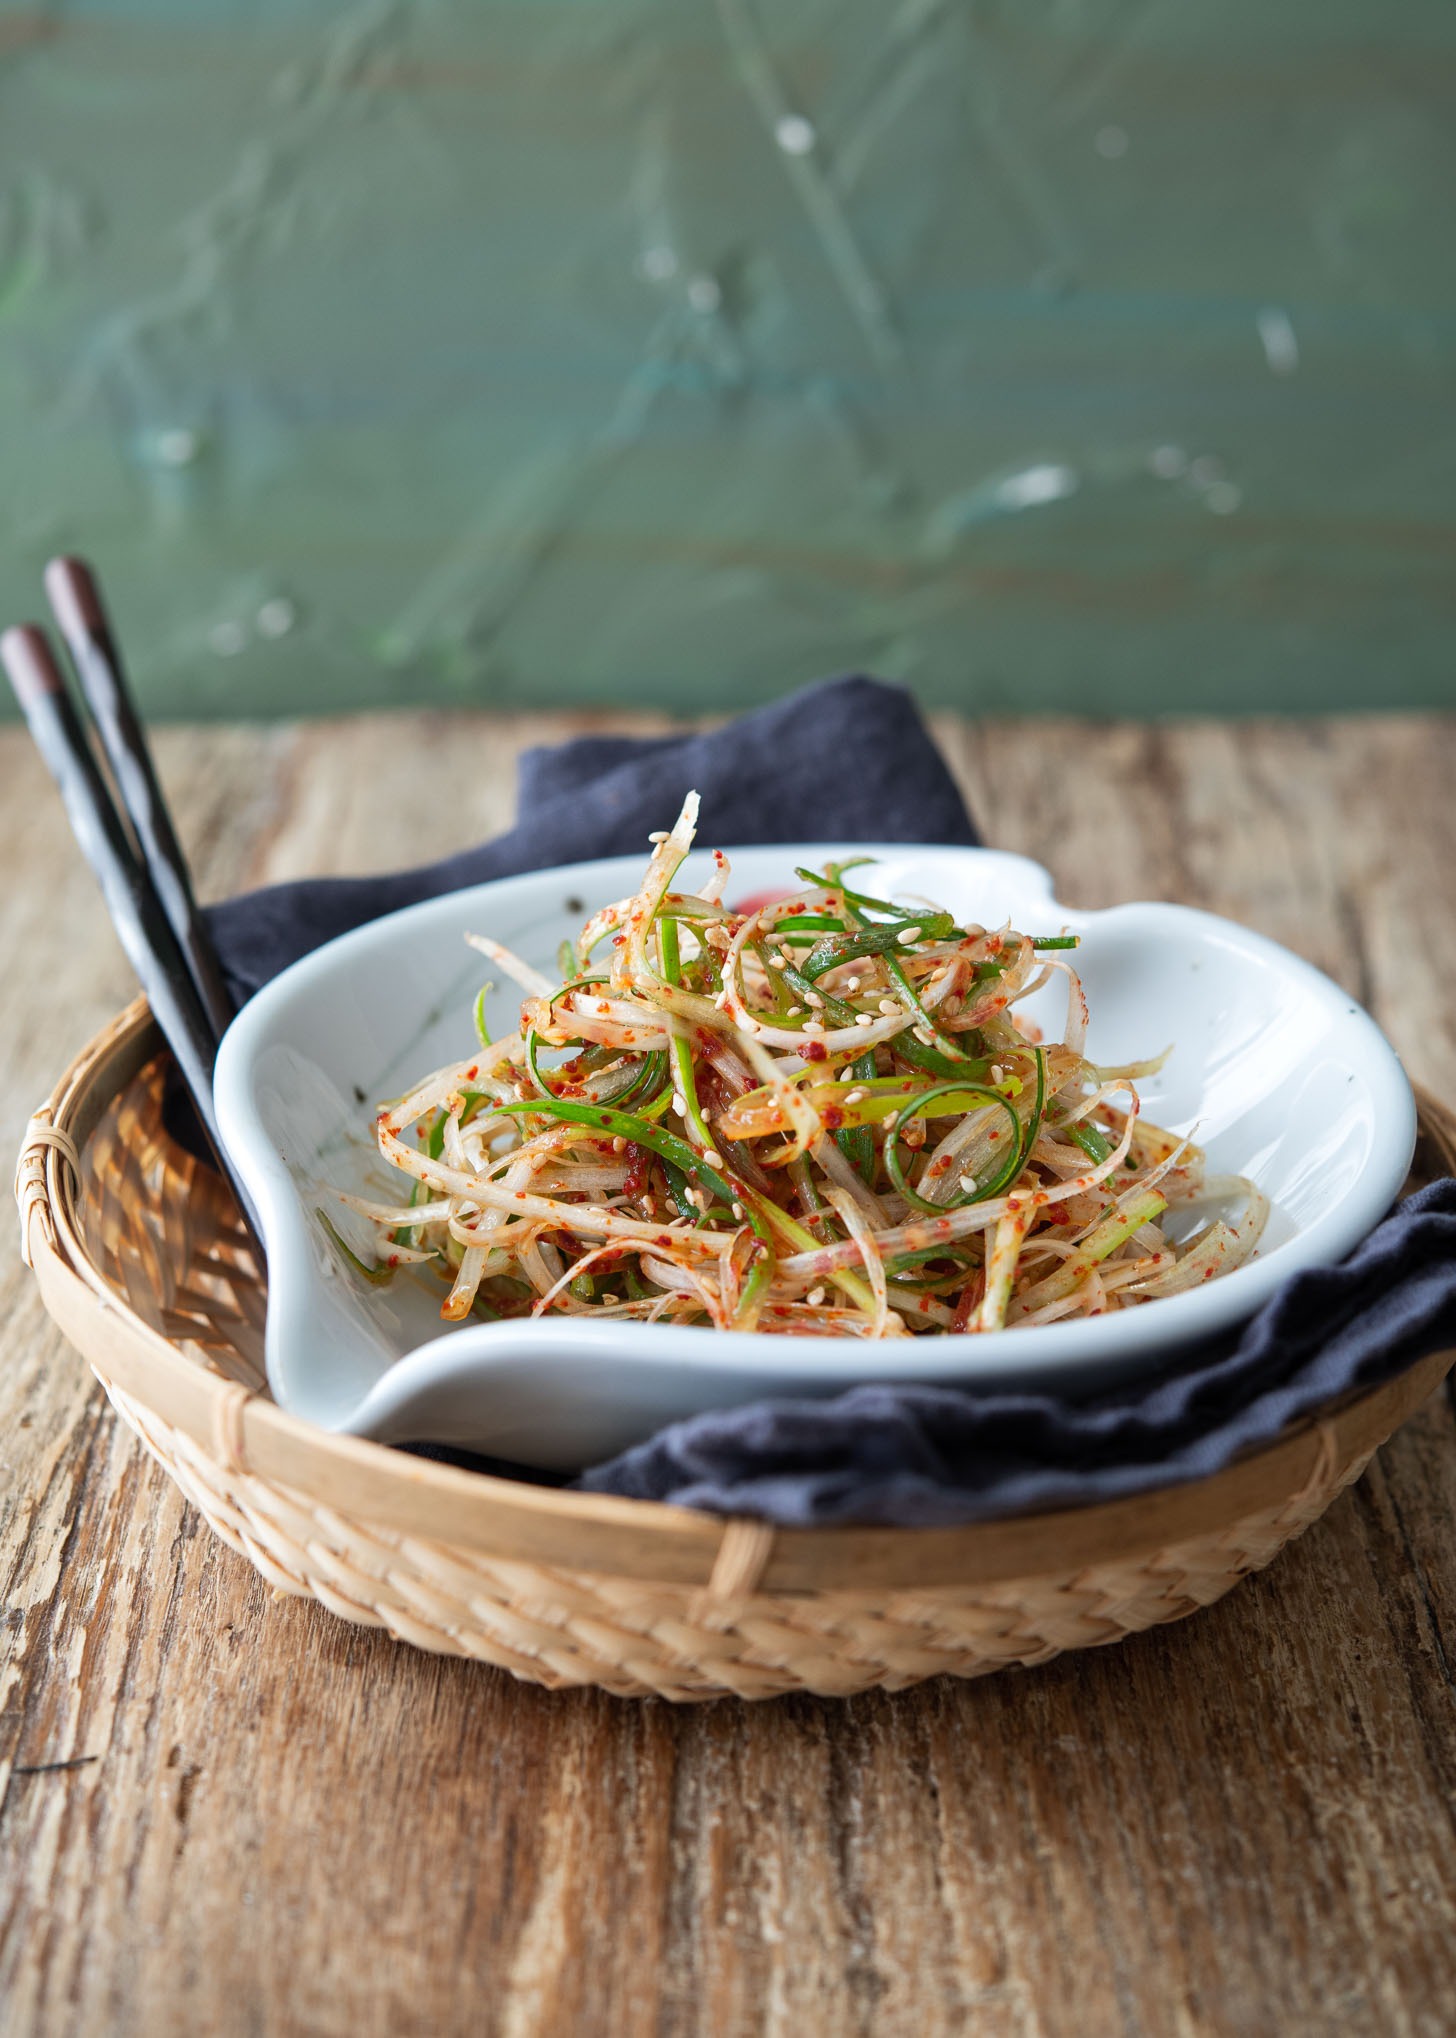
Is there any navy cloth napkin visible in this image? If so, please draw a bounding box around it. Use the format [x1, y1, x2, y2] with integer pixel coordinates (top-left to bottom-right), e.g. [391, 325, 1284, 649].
[206, 675, 1456, 1525]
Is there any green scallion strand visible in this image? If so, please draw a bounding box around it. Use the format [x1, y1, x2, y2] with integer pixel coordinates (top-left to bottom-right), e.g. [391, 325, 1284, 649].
[658, 916, 718, 1155]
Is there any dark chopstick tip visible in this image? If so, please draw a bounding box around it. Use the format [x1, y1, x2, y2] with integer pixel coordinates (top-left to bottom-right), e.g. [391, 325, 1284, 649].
[43, 554, 108, 640]
[0, 624, 67, 707]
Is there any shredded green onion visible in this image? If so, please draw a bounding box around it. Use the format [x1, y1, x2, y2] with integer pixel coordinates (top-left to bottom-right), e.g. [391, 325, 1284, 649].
[339, 795, 1267, 1335]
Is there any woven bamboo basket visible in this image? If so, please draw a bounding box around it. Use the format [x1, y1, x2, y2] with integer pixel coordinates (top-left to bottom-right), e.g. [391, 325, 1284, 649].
[16, 998, 1456, 1702]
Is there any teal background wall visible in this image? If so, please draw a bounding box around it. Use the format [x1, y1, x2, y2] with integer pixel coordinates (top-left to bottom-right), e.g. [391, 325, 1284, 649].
[1, 0, 1453, 720]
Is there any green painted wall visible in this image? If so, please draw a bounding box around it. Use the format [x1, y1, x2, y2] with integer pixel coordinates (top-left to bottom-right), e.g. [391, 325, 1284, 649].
[1, 1, 1453, 720]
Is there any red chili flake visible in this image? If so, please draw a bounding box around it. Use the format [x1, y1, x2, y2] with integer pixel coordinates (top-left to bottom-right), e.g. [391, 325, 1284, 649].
[654, 1233, 672, 1248]
[619, 1141, 648, 1198]
[612, 934, 625, 945]
[822, 1106, 844, 1129]
[803, 1039, 828, 1063]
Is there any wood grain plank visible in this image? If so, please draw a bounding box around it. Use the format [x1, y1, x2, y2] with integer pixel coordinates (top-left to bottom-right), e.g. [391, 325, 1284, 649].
[1, 714, 1454, 2038]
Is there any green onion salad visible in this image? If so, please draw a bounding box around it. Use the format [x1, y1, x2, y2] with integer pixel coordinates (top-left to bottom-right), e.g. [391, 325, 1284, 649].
[336, 793, 1268, 1338]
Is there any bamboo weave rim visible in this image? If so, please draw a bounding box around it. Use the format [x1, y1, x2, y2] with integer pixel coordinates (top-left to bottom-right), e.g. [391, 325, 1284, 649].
[15, 997, 1455, 1700]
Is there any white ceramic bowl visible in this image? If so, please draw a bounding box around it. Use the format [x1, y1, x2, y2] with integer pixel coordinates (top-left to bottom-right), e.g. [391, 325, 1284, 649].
[213, 845, 1416, 1470]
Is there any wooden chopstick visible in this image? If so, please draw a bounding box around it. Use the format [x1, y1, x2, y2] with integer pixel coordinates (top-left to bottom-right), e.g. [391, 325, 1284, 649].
[44, 555, 236, 1045]
[1, 623, 264, 1250]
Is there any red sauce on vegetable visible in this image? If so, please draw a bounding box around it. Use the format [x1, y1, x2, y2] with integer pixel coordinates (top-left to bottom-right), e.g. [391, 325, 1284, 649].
[623, 1143, 649, 1199]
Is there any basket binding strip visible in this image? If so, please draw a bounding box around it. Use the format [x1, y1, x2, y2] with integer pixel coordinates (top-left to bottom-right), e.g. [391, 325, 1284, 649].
[16, 999, 1456, 1702]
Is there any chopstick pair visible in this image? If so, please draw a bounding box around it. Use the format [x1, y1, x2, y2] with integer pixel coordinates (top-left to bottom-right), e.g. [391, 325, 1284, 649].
[2, 560, 262, 1251]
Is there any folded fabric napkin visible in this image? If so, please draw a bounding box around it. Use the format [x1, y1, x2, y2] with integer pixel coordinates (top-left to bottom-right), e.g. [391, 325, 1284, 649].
[206, 676, 1456, 1525]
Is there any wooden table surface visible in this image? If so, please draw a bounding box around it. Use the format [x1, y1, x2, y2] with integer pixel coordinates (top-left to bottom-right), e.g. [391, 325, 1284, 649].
[2, 709, 1454, 2038]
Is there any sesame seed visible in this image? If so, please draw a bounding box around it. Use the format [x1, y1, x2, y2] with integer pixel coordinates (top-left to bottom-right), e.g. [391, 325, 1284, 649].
[731, 1201, 745, 1220]
[804, 991, 824, 1009]
[898, 925, 923, 945]
[612, 1136, 626, 1153]
[804, 1019, 826, 1035]
[807, 1284, 826, 1307]
[844, 1088, 869, 1106]
[990, 1064, 1005, 1083]
[785, 1004, 804, 1017]
[884, 1112, 899, 1131]
[704, 1149, 724, 1168]
[913, 1025, 935, 1045]
[845, 975, 861, 991]
[879, 998, 900, 1015]
[959, 1174, 977, 1194]
[855, 1014, 875, 1028]
[647, 830, 668, 843]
